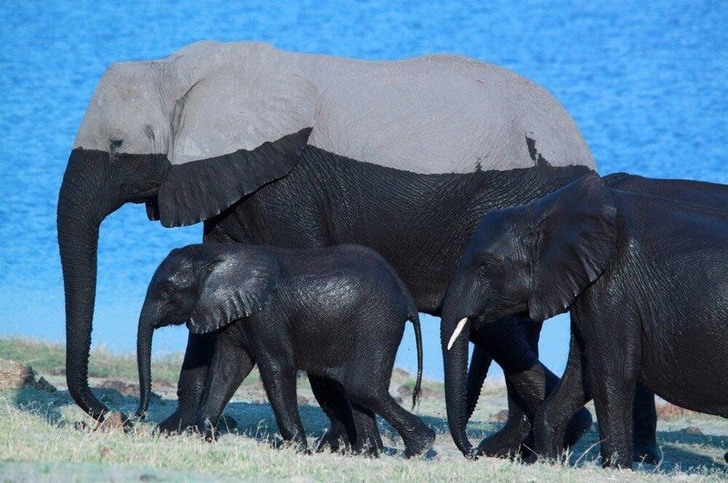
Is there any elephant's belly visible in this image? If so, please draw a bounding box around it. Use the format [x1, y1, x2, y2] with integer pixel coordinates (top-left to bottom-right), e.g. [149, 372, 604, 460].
[640, 330, 728, 417]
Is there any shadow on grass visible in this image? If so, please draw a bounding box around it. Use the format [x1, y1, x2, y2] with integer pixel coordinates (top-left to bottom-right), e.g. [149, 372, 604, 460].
[560, 425, 727, 474]
[9, 385, 443, 458]
[11, 385, 727, 472]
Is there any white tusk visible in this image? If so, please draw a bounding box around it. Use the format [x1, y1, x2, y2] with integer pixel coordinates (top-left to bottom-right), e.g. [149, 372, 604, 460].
[447, 317, 469, 351]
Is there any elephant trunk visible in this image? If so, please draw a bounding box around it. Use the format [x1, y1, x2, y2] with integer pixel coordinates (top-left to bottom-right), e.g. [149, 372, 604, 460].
[440, 277, 478, 457]
[136, 298, 161, 417]
[57, 151, 125, 420]
[465, 346, 493, 421]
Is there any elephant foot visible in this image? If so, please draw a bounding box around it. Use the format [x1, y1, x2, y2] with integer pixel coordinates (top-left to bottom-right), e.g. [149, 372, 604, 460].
[403, 427, 436, 458]
[315, 425, 382, 457]
[216, 414, 238, 433]
[633, 442, 661, 464]
[476, 425, 529, 459]
[562, 407, 593, 448]
[314, 428, 346, 454]
[272, 437, 310, 454]
[156, 408, 191, 435]
[158, 410, 237, 438]
[477, 438, 525, 460]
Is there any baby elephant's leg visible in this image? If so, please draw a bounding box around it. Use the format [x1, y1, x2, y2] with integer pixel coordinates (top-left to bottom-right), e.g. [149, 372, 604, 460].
[257, 357, 308, 452]
[310, 375, 383, 456]
[194, 334, 255, 440]
[350, 403, 383, 456]
[347, 385, 434, 458]
[309, 374, 356, 452]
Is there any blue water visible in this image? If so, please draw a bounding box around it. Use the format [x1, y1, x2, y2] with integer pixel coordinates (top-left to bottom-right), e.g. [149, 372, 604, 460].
[0, 1, 725, 381]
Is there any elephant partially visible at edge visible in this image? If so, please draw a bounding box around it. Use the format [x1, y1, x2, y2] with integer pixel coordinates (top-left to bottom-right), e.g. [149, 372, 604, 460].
[57, 40, 623, 455]
[136, 243, 434, 457]
[462, 171, 728, 462]
[442, 172, 728, 468]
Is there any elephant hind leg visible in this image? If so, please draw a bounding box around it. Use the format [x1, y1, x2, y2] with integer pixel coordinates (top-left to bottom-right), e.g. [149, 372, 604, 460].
[346, 385, 434, 458]
[632, 382, 660, 464]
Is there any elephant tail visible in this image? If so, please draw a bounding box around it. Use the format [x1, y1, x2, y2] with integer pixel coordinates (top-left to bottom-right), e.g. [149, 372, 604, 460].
[408, 310, 424, 411]
[388, 266, 423, 410]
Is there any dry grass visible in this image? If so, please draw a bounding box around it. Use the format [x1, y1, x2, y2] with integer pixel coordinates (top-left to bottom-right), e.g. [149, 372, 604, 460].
[1, 337, 726, 481]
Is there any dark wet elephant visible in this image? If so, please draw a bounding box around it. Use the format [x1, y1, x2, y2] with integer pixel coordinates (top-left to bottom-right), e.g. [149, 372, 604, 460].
[58, 40, 601, 451]
[136, 243, 434, 457]
[461, 172, 728, 462]
[441, 172, 728, 468]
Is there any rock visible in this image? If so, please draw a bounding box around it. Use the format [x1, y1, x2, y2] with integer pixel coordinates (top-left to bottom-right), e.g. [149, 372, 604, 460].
[297, 394, 309, 405]
[679, 426, 703, 435]
[0, 358, 57, 392]
[152, 379, 175, 390]
[488, 409, 509, 423]
[33, 376, 57, 393]
[397, 385, 413, 397]
[99, 379, 140, 397]
[96, 411, 131, 432]
[0, 358, 35, 390]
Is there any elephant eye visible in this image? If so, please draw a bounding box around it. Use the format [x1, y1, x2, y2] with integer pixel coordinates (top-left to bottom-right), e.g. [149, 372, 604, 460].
[109, 139, 123, 153]
[160, 284, 173, 300]
[477, 255, 500, 274]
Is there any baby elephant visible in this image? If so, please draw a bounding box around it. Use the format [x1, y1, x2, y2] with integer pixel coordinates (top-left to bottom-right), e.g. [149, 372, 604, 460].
[136, 243, 435, 457]
[441, 172, 728, 468]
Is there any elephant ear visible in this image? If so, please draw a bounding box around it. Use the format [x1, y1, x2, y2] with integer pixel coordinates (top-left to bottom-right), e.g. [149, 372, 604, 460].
[158, 42, 316, 227]
[528, 172, 617, 322]
[188, 245, 280, 334]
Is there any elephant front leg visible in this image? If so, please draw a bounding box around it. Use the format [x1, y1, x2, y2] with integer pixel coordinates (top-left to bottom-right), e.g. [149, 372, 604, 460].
[158, 332, 217, 434]
[589, 355, 637, 468]
[476, 378, 532, 459]
[533, 331, 591, 463]
[473, 316, 592, 459]
[258, 360, 308, 452]
[195, 334, 256, 441]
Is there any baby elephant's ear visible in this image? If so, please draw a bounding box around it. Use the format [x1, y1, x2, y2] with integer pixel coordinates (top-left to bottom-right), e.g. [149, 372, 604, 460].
[189, 246, 280, 334]
[528, 173, 617, 322]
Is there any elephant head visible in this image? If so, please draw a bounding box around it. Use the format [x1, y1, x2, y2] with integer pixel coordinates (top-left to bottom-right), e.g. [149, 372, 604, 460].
[136, 243, 279, 416]
[440, 172, 617, 457]
[57, 41, 314, 420]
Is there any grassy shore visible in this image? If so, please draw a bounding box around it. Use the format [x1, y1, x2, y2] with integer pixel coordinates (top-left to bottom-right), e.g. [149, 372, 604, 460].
[1, 337, 726, 481]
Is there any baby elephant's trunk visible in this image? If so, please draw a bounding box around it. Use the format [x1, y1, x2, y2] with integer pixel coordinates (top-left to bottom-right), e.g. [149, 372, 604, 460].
[136, 300, 159, 417]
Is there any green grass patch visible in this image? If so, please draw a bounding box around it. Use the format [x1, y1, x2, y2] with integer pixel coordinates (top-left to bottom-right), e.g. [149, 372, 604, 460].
[1, 336, 727, 481]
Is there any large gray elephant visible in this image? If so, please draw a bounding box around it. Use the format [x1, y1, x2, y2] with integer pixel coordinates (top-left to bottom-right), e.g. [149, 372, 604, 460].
[57, 40, 598, 450]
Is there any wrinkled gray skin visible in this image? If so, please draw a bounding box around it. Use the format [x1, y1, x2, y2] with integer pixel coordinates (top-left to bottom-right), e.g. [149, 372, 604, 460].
[57, 40, 605, 452]
[136, 243, 434, 457]
[442, 172, 728, 468]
